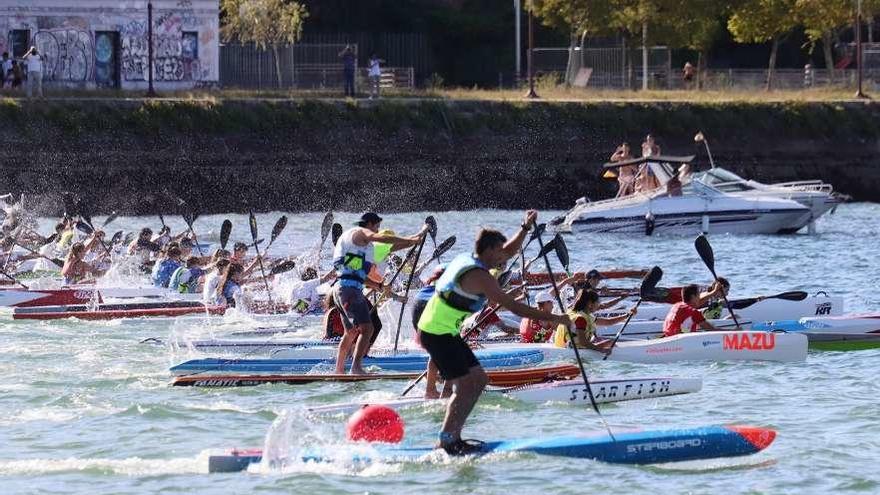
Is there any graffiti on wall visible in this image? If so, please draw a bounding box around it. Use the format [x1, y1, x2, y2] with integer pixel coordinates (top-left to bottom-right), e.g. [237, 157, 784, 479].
[33, 28, 94, 81]
[119, 1, 206, 82]
[2, 0, 216, 86]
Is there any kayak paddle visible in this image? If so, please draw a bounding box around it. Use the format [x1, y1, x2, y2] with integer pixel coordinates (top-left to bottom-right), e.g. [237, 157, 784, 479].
[732, 291, 808, 310]
[103, 211, 119, 227]
[249, 212, 275, 311]
[603, 266, 663, 360]
[392, 217, 432, 353]
[182, 212, 205, 256]
[265, 215, 289, 251]
[331, 223, 343, 247]
[532, 222, 613, 440]
[695, 234, 740, 328]
[270, 259, 297, 276]
[220, 219, 232, 250]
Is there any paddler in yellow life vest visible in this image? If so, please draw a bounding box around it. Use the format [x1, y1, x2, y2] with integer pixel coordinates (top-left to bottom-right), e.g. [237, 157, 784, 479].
[553, 288, 636, 353]
[331, 212, 428, 375]
[417, 210, 570, 456]
[700, 277, 733, 320]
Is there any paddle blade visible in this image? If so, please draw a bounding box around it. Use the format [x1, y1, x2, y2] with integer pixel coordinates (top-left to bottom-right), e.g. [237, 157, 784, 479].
[331, 223, 343, 246]
[270, 259, 297, 275]
[694, 234, 717, 277]
[536, 235, 558, 260]
[75, 220, 93, 235]
[248, 212, 259, 243]
[80, 212, 94, 229]
[431, 236, 456, 260]
[270, 216, 288, 244]
[639, 266, 664, 298]
[110, 231, 123, 245]
[425, 215, 437, 243]
[772, 291, 808, 301]
[103, 212, 118, 227]
[553, 234, 570, 273]
[320, 212, 334, 242]
[220, 220, 232, 250]
[123, 232, 135, 245]
[528, 223, 547, 246]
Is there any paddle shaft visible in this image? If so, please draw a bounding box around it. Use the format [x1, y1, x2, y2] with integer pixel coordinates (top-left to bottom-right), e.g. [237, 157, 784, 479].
[534, 228, 614, 440]
[603, 299, 642, 360]
[249, 215, 275, 310]
[392, 235, 427, 353]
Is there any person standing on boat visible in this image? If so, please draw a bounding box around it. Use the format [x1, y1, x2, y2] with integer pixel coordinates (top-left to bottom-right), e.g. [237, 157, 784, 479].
[416, 211, 570, 455]
[332, 212, 427, 375]
[636, 134, 662, 192]
[610, 143, 636, 196]
[662, 284, 725, 337]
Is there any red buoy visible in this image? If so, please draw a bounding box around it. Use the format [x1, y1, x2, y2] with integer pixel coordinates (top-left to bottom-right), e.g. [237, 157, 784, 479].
[346, 405, 405, 443]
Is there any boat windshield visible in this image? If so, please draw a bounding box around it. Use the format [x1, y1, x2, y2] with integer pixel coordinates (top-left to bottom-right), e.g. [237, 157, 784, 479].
[693, 168, 754, 192]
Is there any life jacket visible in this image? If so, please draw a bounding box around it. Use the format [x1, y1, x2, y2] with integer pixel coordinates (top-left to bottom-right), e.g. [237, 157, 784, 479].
[553, 310, 594, 348]
[703, 300, 724, 320]
[152, 258, 181, 288]
[332, 228, 375, 290]
[170, 266, 202, 294]
[417, 253, 488, 336]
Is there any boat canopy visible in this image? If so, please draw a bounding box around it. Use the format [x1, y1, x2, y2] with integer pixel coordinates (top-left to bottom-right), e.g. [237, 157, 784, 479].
[602, 155, 696, 169]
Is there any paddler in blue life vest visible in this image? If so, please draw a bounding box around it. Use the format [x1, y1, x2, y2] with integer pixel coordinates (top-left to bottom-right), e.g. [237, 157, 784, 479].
[332, 212, 428, 375]
[417, 210, 570, 455]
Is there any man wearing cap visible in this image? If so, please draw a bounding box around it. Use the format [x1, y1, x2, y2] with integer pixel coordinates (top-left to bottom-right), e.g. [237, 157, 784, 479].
[577, 269, 628, 311]
[519, 291, 557, 343]
[332, 212, 428, 374]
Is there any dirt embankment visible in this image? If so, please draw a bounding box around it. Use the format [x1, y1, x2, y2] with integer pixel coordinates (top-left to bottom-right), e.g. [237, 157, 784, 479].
[1, 98, 877, 215]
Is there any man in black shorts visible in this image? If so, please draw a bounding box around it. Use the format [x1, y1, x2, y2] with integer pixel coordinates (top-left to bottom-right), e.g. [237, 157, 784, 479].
[416, 211, 569, 454]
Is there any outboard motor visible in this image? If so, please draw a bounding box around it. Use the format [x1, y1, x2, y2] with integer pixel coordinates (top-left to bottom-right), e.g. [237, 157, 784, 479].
[644, 212, 655, 236]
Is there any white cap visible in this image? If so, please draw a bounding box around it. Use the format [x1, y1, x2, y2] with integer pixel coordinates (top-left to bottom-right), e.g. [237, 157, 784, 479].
[535, 291, 555, 304]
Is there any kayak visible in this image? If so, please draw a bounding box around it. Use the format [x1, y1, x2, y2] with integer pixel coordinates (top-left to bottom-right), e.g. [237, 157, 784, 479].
[12, 300, 225, 320]
[171, 363, 581, 387]
[583, 331, 807, 363]
[207, 424, 776, 473]
[0, 286, 204, 308]
[752, 314, 880, 351]
[0, 287, 99, 308]
[594, 294, 844, 325]
[170, 349, 547, 375]
[306, 376, 703, 415]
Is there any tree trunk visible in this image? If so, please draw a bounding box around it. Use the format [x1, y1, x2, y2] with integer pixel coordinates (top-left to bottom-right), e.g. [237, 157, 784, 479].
[766, 37, 779, 91]
[822, 30, 835, 83]
[272, 44, 283, 88]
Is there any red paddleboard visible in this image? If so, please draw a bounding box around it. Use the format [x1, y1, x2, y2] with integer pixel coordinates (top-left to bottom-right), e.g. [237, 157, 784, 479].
[171, 364, 581, 388]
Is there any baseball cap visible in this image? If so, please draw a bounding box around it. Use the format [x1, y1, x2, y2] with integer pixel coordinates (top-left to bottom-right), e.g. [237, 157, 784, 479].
[586, 269, 602, 280]
[535, 291, 555, 304]
[356, 212, 383, 227]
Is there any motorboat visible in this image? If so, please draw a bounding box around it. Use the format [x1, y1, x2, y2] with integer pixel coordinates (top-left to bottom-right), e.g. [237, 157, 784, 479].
[691, 167, 842, 228]
[552, 155, 813, 235]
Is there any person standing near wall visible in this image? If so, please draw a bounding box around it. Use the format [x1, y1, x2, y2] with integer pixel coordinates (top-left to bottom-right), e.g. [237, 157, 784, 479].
[23, 46, 43, 99]
[368, 53, 384, 99]
[339, 45, 356, 98]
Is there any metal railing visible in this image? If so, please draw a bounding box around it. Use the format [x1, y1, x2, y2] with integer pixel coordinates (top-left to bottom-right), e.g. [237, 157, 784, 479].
[220, 43, 415, 90]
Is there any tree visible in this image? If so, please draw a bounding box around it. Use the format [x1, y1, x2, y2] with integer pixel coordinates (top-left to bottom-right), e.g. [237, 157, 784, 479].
[221, 0, 309, 88]
[728, 0, 798, 90]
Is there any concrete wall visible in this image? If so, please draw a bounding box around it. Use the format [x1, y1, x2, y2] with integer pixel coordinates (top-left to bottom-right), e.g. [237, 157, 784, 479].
[0, 0, 218, 89]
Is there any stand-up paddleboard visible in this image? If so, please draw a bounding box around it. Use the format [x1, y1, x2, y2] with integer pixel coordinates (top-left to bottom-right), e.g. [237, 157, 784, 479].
[171, 363, 581, 387]
[306, 376, 703, 416]
[208, 424, 776, 473]
[170, 349, 546, 375]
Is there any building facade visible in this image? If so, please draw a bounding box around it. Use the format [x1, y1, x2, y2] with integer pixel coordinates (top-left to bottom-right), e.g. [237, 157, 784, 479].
[0, 0, 218, 89]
